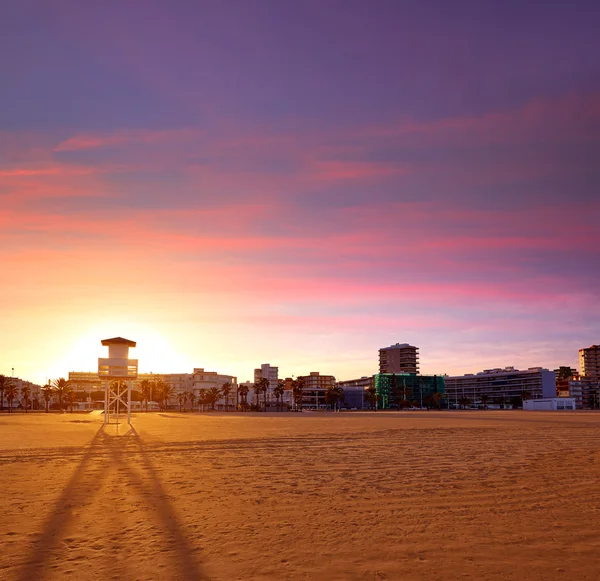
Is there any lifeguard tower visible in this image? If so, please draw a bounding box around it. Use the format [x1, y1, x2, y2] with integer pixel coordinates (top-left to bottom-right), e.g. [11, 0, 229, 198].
[98, 337, 138, 425]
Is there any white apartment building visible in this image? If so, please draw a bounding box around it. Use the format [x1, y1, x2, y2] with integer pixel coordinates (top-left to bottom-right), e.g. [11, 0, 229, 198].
[2, 377, 42, 411]
[254, 363, 279, 404]
[68, 368, 236, 409]
[445, 367, 556, 408]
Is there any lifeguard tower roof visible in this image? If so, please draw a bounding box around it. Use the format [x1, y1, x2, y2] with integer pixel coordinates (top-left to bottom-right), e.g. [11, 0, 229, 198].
[101, 337, 137, 347]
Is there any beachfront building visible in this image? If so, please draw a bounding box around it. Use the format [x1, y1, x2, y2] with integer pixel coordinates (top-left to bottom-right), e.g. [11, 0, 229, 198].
[579, 345, 600, 409]
[254, 363, 279, 405]
[579, 345, 600, 378]
[379, 343, 419, 374]
[192, 368, 237, 410]
[581, 377, 600, 409]
[1, 377, 43, 411]
[297, 372, 336, 409]
[445, 367, 556, 408]
[554, 367, 583, 409]
[67, 367, 237, 410]
[374, 373, 445, 409]
[70, 371, 163, 408]
[337, 376, 373, 409]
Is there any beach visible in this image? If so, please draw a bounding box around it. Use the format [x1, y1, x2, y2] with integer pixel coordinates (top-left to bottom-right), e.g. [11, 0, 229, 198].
[1, 411, 599, 580]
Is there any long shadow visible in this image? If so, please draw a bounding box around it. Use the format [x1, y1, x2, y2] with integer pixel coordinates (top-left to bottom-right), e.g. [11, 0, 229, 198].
[107, 426, 208, 581]
[15, 424, 208, 581]
[15, 426, 110, 581]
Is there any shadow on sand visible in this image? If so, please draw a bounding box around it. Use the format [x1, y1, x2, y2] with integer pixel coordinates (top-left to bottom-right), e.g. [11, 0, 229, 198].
[15, 423, 208, 581]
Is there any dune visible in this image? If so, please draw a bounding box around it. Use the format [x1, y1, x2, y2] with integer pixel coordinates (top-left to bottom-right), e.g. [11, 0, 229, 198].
[1, 411, 599, 580]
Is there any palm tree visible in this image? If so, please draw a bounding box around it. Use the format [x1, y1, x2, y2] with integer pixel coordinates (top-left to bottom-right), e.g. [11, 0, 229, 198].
[206, 387, 221, 411]
[325, 385, 345, 411]
[51, 377, 71, 411]
[252, 381, 263, 411]
[274, 379, 285, 411]
[257, 377, 270, 411]
[154, 379, 172, 410]
[237, 384, 249, 411]
[480, 394, 489, 410]
[5, 382, 18, 413]
[66, 388, 76, 413]
[0, 374, 12, 412]
[41, 383, 54, 413]
[458, 397, 472, 409]
[520, 390, 531, 407]
[291, 378, 304, 412]
[196, 390, 205, 411]
[139, 379, 152, 412]
[221, 382, 232, 411]
[178, 393, 185, 412]
[364, 386, 378, 410]
[188, 391, 196, 412]
[21, 384, 31, 413]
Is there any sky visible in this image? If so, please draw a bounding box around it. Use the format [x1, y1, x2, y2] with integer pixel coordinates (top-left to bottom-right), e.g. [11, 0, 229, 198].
[2, 0, 600, 385]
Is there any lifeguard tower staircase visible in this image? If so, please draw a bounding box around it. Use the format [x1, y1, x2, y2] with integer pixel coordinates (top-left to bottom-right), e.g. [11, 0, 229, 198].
[98, 337, 138, 425]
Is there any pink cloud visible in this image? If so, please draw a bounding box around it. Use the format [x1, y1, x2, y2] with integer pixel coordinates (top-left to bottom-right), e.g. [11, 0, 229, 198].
[364, 90, 600, 147]
[53, 128, 202, 151]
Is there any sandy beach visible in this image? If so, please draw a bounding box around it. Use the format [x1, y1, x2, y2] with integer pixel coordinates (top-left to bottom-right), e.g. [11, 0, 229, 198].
[1, 411, 599, 581]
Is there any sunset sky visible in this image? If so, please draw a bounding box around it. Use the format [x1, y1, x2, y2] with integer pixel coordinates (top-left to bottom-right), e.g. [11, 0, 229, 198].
[2, 0, 599, 385]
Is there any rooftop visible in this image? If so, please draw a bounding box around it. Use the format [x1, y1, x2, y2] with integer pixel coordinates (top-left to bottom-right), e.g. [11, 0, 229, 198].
[101, 337, 137, 347]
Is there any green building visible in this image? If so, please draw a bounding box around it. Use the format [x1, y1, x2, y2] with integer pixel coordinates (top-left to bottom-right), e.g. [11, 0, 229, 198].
[374, 373, 445, 409]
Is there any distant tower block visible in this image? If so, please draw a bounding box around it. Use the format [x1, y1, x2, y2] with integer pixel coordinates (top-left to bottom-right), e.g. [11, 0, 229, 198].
[98, 337, 138, 425]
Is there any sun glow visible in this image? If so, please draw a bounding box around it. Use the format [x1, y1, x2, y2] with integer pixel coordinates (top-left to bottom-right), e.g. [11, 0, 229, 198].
[47, 322, 194, 380]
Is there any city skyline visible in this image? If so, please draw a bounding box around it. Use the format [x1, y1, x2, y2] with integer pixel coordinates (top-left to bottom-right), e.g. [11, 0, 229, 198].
[1, 334, 595, 387]
[2, 1, 599, 385]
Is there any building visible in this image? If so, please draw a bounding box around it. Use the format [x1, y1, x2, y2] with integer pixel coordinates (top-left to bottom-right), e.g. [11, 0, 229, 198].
[337, 376, 373, 409]
[68, 367, 236, 410]
[297, 372, 336, 409]
[69, 371, 164, 407]
[581, 377, 600, 409]
[445, 367, 556, 408]
[192, 368, 235, 392]
[579, 345, 600, 409]
[554, 367, 583, 409]
[0, 377, 42, 411]
[374, 374, 444, 409]
[579, 345, 600, 378]
[523, 398, 576, 411]
[254, 363, 279, 405]
[379, 343, 419, 374]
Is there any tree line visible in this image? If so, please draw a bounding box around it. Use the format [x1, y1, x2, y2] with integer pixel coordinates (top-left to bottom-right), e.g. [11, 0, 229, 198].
[0, 374, 350, 413]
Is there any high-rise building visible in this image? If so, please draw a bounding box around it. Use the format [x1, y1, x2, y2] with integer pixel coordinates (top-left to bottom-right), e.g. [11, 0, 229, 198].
[254, 363, 279, 404]
[379, 343, 419, 374]
[580, 345, 600, 378]
[579, 345, 600, 409]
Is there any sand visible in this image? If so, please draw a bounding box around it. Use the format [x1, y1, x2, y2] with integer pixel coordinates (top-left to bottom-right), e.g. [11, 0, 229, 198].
[1, 411, 599, 581]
